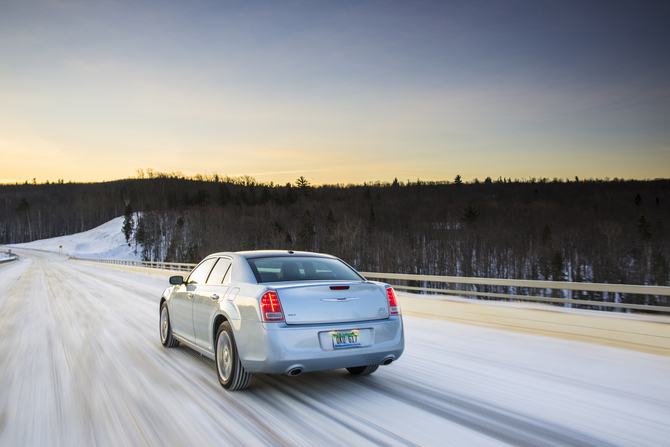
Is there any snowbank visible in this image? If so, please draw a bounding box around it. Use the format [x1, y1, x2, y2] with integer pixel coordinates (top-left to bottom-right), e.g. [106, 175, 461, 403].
[10, 216, 142, 260]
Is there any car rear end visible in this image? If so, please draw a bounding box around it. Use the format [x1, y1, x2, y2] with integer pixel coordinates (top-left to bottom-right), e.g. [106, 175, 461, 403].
[235, 253, 404, 375]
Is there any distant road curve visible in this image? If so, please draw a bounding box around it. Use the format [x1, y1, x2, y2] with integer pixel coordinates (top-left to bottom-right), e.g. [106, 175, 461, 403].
[1, 248, 668, 447]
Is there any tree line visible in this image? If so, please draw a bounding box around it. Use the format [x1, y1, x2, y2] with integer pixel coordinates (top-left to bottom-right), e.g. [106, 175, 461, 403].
[2, 172, 668, 309]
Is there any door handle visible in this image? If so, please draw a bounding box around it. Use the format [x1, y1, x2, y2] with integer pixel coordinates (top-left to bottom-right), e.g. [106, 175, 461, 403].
[188, 293, 194, 298]
[211, 294, 220, 300]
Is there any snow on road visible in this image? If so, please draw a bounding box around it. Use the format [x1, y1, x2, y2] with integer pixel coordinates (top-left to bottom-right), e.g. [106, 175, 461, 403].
[1, 249, 669, 447]
[8, 216, 141, 260]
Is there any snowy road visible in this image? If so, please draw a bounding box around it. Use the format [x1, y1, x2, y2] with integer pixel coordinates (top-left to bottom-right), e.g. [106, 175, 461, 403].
[1, 249, 669, 447]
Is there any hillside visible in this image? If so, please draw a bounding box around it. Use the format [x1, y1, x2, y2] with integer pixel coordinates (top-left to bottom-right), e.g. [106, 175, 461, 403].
[7, 216, 141, 260]
[1, 175, 669, 294]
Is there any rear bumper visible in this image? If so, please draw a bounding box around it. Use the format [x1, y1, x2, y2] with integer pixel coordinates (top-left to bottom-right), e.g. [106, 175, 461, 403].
[236, 316, 404, 374]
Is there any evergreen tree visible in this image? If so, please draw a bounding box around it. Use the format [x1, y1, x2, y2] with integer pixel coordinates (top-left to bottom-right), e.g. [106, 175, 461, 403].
[551, 250, 565, 281]
[259, 187, 272, 204]
[284, 183, 298, 204]
[367, 205, 376, 233]
[246, 184, 257, 205]
[122, 203, 133, 244]
[461, 204, 479, 224]
[298, 210, 316, 250]
[273, 220, 284, 234]
[218, 184, 230, 206]
[15, 198, 30, 212]
[295, 176, 311, 197]
[326, 210, 337, 235]
[638, 216, 652, 241]
[14, 197, 32, 241]
[133, 215, 146, 256]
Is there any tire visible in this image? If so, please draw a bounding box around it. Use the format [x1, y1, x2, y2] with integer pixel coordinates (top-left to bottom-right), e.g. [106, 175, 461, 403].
[215, 322, 253, 391]
[160, 302, 179, 348]
[346, 364, 379, 376]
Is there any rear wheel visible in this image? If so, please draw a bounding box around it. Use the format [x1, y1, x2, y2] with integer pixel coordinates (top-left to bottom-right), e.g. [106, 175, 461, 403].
[160, 302, 179, 348]
[346, 364, 379, 376]
[215, 322, 253, 390]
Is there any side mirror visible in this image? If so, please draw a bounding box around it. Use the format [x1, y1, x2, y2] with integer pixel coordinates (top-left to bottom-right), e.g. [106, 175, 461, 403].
[169, 275, 184, 285]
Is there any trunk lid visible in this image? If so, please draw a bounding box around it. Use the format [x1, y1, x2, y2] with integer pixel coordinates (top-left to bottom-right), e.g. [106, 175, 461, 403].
[274, 282, 389, 325]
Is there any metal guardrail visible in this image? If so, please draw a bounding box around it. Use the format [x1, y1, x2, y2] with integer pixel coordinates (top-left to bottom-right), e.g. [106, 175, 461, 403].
[0, 250, 19, 265]
[72, 257, 196, 272]
[68, 257, 669, 313]
[360, 272, 670, 312]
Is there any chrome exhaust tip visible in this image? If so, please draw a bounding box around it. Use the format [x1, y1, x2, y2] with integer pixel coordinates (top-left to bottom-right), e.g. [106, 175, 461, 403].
[381, 357, 394, 366]
[287, 367, 303, 376]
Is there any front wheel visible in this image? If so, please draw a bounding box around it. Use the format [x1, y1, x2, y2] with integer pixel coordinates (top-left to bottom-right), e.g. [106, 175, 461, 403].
[346, 364, 379, 376]
[215, 322, 253, 390]
[160, 302, 179, 347]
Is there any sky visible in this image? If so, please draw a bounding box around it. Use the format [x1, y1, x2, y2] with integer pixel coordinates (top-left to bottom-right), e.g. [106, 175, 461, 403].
[1, 0, 669, 185]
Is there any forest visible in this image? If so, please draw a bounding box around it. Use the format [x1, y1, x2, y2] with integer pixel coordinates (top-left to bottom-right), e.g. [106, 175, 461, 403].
[1, 172, 669, 308]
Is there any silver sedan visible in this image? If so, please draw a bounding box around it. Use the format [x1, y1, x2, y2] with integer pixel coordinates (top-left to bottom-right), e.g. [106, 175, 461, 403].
[159, 250, 404, 390]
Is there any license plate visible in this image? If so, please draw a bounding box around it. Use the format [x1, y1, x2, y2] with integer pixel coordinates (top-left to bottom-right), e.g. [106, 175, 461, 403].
[332, 330, 361, 348]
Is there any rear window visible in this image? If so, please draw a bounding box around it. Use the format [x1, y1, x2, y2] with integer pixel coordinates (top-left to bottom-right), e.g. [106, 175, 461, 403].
[247, 257, 363, 283]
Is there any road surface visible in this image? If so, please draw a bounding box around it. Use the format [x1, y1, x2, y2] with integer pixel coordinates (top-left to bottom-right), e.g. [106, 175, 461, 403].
[1, 249, 669, 446]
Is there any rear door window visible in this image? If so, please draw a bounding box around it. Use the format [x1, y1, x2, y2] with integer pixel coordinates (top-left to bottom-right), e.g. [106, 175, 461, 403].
[206, 258, 232, 284]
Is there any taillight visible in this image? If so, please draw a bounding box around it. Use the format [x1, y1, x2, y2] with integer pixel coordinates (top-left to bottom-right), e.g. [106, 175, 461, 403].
[386, 286, 400, 315]
[260, 291, 284, 322]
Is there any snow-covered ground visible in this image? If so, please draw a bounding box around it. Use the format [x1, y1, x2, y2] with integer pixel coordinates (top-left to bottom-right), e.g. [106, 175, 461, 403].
[8, 216, 141, 260]
[1, 248, 669, 447]
[2, 224, 670, 445]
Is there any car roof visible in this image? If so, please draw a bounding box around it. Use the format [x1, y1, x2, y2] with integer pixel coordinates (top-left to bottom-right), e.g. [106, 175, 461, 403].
[205, 250, 339, 260]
